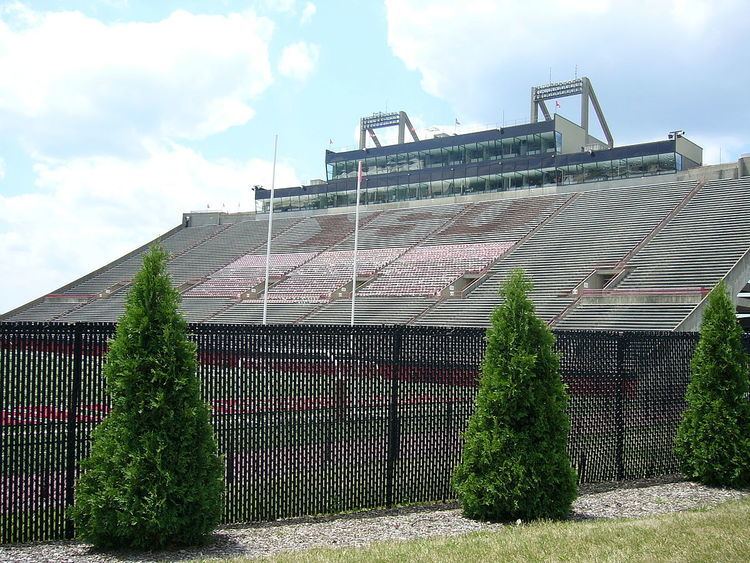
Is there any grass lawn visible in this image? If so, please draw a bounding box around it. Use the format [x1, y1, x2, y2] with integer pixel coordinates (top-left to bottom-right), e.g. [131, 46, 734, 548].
[223, 497, 750, 562]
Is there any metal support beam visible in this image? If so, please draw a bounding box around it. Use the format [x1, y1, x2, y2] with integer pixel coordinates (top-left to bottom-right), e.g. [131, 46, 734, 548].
[539, 100, 552, 121]
[367, 128, 382, 148]
[400, 112, 420, 143]
[585, 78, 614, 148]
[580, 77, 590, 134]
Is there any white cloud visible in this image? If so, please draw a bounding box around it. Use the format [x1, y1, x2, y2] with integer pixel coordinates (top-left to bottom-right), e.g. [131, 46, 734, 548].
[0, 5, 307, 314]
[0, 6, 275, 156]
[278, 41, 320, 81]
[0, 143, 299, 313]
[384, 0, 747, 140]
[300, 2, 316, 24]
[692, 134, 748, 165]
[0, 157, 5, 182]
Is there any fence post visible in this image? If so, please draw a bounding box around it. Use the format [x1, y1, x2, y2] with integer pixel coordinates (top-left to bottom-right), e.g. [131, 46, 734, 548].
[615, 331, 626, 481]
[386, 327, 403, 508]
[64, 322, 83, 539]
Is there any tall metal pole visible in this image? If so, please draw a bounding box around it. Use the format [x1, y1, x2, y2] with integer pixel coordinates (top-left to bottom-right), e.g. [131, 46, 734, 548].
[350, 160, 363, 326]
[262, 134, 278, 325]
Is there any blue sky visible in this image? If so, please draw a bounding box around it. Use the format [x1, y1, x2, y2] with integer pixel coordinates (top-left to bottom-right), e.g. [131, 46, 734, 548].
[0, 0, 748, 314]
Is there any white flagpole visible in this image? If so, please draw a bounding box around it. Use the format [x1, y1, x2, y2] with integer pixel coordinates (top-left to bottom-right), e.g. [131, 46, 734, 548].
[262, 134, 278, 325]
[350, 160, 363, 326]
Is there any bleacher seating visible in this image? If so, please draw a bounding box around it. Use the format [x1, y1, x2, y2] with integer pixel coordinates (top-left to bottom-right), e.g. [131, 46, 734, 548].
[208, 302, 319, 324]
[60, 223, 227, 296]
[426, 195, 570, 245]
[186, 252, 317, 298]
[416, 180, 696, 327]
[333, 204, 466, 250]
[556, 303, 698, 331]
[4, 299, 85, 322]
[6, 174, 750, 331]
[179, 297, 236, 323]
[57, 295, 128, 323]
[267, 248, 404, 301]
[359, 242, 512, 297]
[616, 177, 750, 290]
[302, 297, 432, 325]
[167, 215, 301, 284]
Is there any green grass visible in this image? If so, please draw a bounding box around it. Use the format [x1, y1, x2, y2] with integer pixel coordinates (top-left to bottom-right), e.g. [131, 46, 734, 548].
[224, 497, 750, 562]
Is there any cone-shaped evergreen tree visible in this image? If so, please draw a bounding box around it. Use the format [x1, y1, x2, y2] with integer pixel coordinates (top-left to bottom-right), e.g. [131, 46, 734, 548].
[72, 246, 223, 549]
[675, 280, 750, 486]
[453, 269, 577, 521]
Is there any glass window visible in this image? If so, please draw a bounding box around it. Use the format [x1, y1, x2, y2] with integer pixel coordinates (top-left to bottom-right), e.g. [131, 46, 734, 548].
[487, 140, 503, 161]
[385, 153, 399, 173]
[676, 153, 683, 171]
[555, 131, 563, 153]
[487, 174, 503, 192]
[347, 190, 357, 206]
[527, 169, 543, 188]
[467, 176, 486, 194]
[408, 181, 419, 200]
[466, 143, 483, 163]
[510, 173, 524, 189]
[540, 132, 556, 154]
[518, 136, 529, 156]
[627, 156, 645, 176]
[612, 158, 627, 178]
[659, 152, 676, 172]
[453, 176, 466, 196]
[527, 134, 542, 156]
[431, 179, 447, 198]
[445, 145, 464, 166]
[643, 154, 659, 174]
[375, 156, 387, 175]
[581, 162, 597, 182]
[406, 152, 419, 171]
[423, 148, 444, 168]
[543, 168, 558, 186]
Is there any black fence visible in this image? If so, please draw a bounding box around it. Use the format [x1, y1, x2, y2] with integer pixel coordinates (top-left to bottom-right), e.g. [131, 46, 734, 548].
[0, 322, 706, 544]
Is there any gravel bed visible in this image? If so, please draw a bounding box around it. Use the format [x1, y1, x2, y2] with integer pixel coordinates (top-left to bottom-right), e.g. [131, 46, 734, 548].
[1, 479, 747, 562]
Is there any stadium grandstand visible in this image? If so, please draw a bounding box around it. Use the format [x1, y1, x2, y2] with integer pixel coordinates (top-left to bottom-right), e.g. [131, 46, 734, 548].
[3, 78, 750, 331]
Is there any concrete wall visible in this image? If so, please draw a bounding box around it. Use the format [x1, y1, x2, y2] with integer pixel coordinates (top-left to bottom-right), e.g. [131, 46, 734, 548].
[739, 155, 750, 177]
[555, 114, 588, 154]
[676, 137, 703, 166]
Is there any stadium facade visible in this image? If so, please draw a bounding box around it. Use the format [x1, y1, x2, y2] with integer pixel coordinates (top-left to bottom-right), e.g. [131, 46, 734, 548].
[4, 78, 750, 331]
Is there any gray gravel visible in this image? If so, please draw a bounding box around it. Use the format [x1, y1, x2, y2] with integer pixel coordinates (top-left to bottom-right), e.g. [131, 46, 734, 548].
[1, 479, 747, 562]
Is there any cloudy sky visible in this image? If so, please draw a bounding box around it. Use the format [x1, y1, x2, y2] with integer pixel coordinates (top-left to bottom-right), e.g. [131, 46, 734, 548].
[0, 0, 748, 314]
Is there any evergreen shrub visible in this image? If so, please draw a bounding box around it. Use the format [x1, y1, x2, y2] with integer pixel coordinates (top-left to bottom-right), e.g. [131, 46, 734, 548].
[452, 269, 577, 521]
[675, 280, 750, 486]
[72, 246, 223, 549]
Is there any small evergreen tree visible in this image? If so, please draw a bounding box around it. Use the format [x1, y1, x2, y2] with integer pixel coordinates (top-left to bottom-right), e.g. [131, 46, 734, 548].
[453, 269, 577, 521]
[72, 246, 223, 549]
[675, 280, 750, 487]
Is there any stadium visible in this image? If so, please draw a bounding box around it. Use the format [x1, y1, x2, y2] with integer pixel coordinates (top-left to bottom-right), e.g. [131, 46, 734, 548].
[3, 77, 749, 332]
[3, 75, 750, 548]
